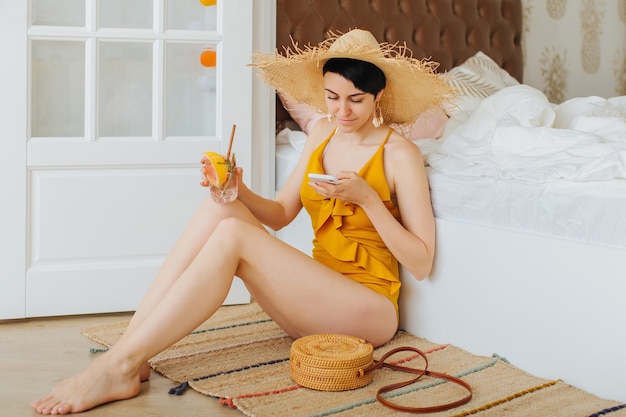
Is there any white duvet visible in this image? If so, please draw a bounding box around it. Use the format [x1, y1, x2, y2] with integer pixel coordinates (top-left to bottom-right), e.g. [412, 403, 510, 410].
[427, 85, 626, 183]
[420, 85, 626, 248]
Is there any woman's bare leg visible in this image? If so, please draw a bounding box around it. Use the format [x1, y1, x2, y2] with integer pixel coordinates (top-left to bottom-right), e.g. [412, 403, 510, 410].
[129, 197, 264, 381]
[32, 218, 397, 415]
[130, 196, 263, 333]
[30, 213, 248, 415]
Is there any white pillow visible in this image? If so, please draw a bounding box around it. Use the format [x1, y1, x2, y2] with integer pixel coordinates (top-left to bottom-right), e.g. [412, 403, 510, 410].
[391, 108, 449, 139]
[444, 51, 520, 115]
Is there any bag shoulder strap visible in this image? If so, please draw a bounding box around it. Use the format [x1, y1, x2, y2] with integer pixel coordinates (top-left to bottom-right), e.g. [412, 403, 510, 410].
[365, 346, 473, 413]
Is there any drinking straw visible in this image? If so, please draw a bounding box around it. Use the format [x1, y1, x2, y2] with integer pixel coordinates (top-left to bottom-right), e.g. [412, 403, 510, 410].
[226, 124, 236, 159]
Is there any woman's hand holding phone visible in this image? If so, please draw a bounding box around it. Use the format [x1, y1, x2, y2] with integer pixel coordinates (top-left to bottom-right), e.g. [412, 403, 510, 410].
[308, 173, 340, 184]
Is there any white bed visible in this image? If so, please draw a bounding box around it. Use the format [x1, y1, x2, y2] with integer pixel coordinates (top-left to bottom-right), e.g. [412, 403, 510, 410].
[272, 0, 626, 403]
[274, 71, 626, 403]
[408, 85, 626, 402]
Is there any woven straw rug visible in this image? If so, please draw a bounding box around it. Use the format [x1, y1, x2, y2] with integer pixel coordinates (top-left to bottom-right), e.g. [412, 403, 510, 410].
[82, 302, 626, 417]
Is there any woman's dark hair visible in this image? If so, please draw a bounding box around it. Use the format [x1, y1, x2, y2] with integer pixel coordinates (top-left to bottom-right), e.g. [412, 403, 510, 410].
[322, 58, 386, 95]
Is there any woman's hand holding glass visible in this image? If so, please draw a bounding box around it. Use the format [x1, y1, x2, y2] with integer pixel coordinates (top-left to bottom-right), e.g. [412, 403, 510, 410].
[200, 152, 238, 204]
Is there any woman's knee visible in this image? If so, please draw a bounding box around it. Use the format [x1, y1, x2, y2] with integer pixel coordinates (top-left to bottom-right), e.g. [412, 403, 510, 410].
[212, 217, 249, 244]
[203, 197, 264, 229]
[201, 195, 237, 216]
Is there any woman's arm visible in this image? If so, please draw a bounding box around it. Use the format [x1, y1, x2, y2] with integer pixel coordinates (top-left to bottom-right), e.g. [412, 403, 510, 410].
[370, 138, 435, 280]
[235, 182, 292, 231]
[237, 119, 332, 231]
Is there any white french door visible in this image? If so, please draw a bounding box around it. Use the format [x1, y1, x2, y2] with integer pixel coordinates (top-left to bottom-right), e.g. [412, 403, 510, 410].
[0, 0, 252, 319]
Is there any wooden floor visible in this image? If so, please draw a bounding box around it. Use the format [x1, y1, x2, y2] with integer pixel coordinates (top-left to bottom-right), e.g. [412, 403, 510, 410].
[0, 312, 241, 416]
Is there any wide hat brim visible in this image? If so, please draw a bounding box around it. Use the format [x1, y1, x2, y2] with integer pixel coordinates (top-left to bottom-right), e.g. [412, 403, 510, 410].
[251, 29, 456, 126]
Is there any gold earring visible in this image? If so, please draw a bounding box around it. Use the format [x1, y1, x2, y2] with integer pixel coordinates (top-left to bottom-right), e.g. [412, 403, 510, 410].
[372, 103, 383, 128]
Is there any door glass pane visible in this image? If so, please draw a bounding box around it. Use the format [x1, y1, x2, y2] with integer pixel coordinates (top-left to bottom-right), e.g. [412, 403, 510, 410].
[167, 0, 216, 31]
[98, 42, 152, 137]
[31, 40, 85, 137]
[99, 0, 153, 29]
[31, 0, 85, 27]
[165, 43, 216, 136]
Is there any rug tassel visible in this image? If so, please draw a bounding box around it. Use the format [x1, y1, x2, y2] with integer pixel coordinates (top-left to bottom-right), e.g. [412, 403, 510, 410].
[588, 404, 626, 417]
[219, 397, 237, 408]
[168, 381, 190, 395]
[492, 353, 510, 363]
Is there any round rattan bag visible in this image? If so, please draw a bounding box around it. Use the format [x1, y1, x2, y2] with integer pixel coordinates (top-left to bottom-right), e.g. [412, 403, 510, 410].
[290, 333, 473, 413]
[290, 333, 374, 391]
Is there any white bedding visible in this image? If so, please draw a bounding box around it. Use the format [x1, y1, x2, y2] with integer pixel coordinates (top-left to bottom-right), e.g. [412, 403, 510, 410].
[275, 127, 306, 191]
[428, 85, 626, 183]
[275, 85, 626, 249]
[425, 85, 626, 248]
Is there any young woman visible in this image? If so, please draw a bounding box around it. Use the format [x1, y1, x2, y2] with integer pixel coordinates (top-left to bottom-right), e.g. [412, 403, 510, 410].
[32, 29, 454, 415]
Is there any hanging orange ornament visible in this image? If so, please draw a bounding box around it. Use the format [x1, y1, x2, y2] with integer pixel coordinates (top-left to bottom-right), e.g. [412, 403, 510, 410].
[199, 0, 216, 6]
[200, 49, 217, 67]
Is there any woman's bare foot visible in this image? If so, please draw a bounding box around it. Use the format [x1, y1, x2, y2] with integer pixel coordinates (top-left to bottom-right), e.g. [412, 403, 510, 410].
[140, 362, 151, 382]
[31, 354, 142, 415]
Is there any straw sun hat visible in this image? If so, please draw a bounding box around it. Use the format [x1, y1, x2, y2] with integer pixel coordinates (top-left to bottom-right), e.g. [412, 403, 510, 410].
[251, 29, 455, 126]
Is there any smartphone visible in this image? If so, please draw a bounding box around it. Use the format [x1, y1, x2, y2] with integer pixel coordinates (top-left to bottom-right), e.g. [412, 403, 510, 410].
[308, 173, 340, 184]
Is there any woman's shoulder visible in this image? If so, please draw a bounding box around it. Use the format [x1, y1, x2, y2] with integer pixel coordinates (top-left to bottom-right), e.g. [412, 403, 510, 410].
[384, 128, 423, 160]
[387, 127, 420, 152]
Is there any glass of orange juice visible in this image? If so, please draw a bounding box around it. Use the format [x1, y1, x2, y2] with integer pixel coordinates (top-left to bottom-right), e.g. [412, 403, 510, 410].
[202, 152, 238, 203]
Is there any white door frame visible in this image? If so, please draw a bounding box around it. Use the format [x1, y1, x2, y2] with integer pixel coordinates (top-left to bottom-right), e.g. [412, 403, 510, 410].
[0, 3, 27, 319]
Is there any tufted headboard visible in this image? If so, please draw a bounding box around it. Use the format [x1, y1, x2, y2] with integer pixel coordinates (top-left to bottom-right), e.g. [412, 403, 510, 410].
[275, 0, 523, 124]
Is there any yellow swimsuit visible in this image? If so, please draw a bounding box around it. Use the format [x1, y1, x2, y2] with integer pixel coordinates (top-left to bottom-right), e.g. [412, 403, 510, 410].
[300, 128, 402, 314]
